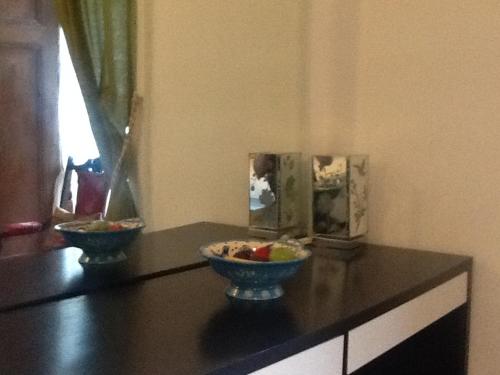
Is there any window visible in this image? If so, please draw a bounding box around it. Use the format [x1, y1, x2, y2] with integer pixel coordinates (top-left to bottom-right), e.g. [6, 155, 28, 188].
[58, 30, 99, 166]
[58, 30, 100, 206]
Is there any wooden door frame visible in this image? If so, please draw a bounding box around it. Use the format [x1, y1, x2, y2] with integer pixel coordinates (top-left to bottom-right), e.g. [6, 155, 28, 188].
[0, 0, 60, 255]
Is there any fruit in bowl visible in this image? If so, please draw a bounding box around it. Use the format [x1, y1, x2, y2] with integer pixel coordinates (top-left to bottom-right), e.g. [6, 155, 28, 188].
[231, 243, 298, 262]
[200, 239, 311, 300]
[55, 218, 145, 266]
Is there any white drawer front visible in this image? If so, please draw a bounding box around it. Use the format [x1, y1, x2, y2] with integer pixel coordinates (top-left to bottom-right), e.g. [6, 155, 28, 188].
[347, 272, 468, 374]
[250, 335, 344, 375]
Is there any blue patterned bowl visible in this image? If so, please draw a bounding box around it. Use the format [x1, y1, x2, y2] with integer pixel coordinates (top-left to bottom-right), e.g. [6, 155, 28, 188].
[55, 219, 145, 266]
[200, 240, 311, 300]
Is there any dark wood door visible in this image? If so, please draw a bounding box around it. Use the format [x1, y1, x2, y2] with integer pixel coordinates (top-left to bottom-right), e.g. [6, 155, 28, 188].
[0, 0, 59, 256]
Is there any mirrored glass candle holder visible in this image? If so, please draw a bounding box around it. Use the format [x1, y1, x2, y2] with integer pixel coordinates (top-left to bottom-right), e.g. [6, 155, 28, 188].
[249, 153, 302, 239]
[312, 155, 368, 248]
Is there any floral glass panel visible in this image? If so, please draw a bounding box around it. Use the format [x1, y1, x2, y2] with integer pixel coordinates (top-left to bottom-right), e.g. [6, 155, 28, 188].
[249, 153, 300, 231]
[312, 155, 368, 240]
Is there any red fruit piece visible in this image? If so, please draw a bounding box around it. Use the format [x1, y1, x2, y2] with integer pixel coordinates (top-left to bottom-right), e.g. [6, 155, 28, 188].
[251, 245, 272, 262]
[109, 223, 123, 231]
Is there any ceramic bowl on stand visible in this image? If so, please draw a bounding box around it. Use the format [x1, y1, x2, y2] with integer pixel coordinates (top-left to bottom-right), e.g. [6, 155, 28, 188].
[200, 240, 311, 300]
[55, 218, 145, 266]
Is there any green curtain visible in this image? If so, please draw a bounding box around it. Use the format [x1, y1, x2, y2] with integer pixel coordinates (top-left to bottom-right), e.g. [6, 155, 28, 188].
[54, 0, 137, 220]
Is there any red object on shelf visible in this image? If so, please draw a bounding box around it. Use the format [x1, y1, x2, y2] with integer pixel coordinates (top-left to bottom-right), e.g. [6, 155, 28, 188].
[75, 171, 108, 217]
[1, 222, 43, 238]
[60, 157, 108, 218]
[0, 221, 44, 256]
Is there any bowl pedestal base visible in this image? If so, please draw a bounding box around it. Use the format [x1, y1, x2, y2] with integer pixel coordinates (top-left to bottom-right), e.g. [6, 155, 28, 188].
[225, 284, 283, 300]
[78, 251, 127, 266]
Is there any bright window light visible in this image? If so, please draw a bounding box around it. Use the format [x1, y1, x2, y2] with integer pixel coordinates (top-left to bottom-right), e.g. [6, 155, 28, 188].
[58, 29, 99, 166]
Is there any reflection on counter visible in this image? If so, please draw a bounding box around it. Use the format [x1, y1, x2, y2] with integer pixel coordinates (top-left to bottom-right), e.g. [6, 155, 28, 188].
[200, 299, 298, 361]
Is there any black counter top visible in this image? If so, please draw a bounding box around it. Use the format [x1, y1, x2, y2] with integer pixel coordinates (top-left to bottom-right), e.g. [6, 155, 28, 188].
[0, 222, 247, 312]
[0, 240, 471, 374]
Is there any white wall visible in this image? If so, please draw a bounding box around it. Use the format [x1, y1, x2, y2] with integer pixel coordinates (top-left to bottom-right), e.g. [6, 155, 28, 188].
[137, 0, 306, 231]
[308, 1, 500, 374]
[137, 0, 498, 373]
